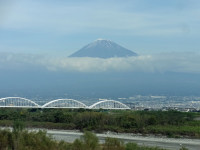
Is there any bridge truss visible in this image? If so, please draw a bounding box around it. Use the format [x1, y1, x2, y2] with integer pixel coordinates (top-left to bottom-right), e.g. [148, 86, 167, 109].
[0, 97, 40, 108]
[41, 99, 87, 108]
[89, 100, 130, 109]
[0, 97, 130, 110]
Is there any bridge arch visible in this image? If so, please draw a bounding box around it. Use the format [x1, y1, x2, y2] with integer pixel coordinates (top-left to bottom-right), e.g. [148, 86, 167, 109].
[89, 100, 130, 110]
[0, 97, 40, 108]
[42, 99, 87, 108]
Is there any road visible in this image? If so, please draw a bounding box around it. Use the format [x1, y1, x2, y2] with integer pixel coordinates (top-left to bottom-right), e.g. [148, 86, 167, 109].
[2, 127, 200, 150]
[44, 129, 200, 150]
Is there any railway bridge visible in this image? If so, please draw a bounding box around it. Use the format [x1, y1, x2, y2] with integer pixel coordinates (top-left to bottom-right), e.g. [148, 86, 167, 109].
[0, 97, 130, 110]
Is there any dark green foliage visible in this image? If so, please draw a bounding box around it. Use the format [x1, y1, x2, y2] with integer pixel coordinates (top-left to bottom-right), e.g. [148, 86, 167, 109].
[75, 112, 105, 130]
[71, 139, 84, 150]
[126, 143, 138, 150]
[13, 120, 25, 133]
[103, 137, 125, 150]
[0, 128, 70, 150]
[81, 131, 99, 150]
[179, 146, 189, 150]
[0, 108, 199, 138]
[0, 128, 169, 150]
[0, 129, 14, 149]
[71, 131, 99, 150]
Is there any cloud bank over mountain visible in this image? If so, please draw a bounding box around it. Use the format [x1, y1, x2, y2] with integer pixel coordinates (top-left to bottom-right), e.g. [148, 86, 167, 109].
[1, 52, 200, 74]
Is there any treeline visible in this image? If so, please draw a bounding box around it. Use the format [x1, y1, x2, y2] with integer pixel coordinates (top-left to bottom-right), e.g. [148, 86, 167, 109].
[0, 108, 199, 138]
[0, 123, 185, 150]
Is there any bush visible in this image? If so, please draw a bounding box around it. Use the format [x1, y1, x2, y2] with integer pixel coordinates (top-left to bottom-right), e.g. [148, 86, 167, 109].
[81, 131, 99, 150]
[103, 137, 125, 150]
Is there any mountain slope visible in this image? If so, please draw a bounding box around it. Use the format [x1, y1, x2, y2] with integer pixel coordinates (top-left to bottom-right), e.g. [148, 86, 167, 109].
[69, 39, 138, 58]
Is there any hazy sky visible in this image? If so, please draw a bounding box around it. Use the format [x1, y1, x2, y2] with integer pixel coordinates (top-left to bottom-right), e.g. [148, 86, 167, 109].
[1, 0, 200, 97]
[0, 0, 200, 55]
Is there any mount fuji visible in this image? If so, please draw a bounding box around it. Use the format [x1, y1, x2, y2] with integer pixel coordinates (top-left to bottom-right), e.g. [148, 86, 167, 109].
[69, 39, 138, 58]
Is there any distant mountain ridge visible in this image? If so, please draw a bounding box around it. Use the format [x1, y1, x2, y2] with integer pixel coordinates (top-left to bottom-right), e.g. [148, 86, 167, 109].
[69, 39, 138, 58]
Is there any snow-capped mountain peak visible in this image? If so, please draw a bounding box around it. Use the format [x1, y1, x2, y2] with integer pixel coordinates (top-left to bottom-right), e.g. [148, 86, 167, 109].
[69, 39, 138, 58]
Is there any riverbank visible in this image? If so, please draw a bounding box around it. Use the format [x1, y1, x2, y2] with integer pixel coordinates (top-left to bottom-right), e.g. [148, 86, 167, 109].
[1, 127, 200, 150]
[0, 109, 200, 138]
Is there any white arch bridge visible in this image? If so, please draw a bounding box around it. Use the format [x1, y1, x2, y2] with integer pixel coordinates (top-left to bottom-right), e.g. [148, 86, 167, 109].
[0, 97, 130, 110]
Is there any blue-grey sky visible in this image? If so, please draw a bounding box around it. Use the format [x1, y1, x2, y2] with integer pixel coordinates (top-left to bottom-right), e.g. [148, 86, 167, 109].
[0, 0, 200, 55]
[1, 0, 200, 97]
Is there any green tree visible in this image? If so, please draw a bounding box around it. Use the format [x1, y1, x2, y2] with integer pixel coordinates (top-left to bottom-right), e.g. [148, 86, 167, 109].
[103, 137, 125, 150]
[179, 146, 189, 150]
[0, 129, 14, 149]
[125, 143, 138, 150]
[12, 120, 25, 150]
[81, 131, 99, 150]
[72, 139, 84, 150]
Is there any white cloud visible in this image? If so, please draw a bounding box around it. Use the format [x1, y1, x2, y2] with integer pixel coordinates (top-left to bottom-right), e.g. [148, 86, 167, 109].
[1, 52, 200, 73]
[1, 0, 200, 36]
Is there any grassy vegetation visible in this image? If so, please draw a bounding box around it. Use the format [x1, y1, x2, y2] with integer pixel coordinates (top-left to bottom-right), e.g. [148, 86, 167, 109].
[0, 108, 200, 138]
[0, 121, 70, 150]
[0, 123, 172, 150]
